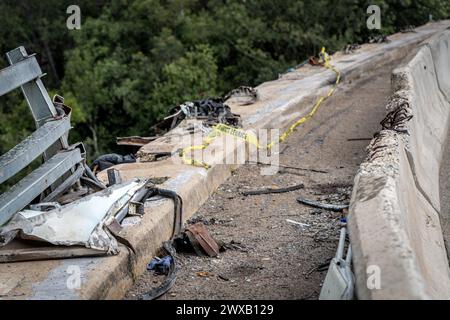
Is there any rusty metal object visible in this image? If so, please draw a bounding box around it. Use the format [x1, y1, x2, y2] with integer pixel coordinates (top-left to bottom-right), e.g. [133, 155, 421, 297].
[309, 56, 320, 66]
[185, 223, 220, 257]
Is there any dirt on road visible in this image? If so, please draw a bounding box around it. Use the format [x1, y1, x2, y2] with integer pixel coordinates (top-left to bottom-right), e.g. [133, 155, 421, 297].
[125, 61, 395, 300]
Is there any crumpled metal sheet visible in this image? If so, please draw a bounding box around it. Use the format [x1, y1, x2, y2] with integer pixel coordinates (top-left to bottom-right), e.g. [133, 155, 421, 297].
[0, 179, 147, 254]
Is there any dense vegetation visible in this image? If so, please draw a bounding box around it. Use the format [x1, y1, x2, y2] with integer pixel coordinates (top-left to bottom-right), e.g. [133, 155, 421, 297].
[1, 0, 449, 161]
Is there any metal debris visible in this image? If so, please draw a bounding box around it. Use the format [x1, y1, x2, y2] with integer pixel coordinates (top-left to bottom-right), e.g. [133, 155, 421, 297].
[223, 86, 258, 106]
[242, 183, 304, 196]
[185, 223, 220, 257]
[107, 168, 122, 186]
[297, 197, 349, 212]
[368, 34, 391, 44]
[345, 44, 361, 54]
[380, 100, 412, 133]
[0, 179, 148, 254]
[319, 221, 354, 300]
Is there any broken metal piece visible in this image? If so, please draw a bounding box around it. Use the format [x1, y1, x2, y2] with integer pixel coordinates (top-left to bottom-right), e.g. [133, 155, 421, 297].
[380, 101, 412, 133]
[185, 223, 220, 257]
[319, 226, 354, 300]
[106, 218, 136, 255]
[149, 97, 241, 135]
[0, 179, 148, 254]
[297, 197, 349, 212]
[223, 86, 258, 106]
[107, 168, 122, 186]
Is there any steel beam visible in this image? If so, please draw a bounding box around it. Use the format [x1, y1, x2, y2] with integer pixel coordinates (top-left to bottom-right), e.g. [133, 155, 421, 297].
[0, 149, 83, 226]
[41, 164, 85, 202]
[0, 117, 71, 184]
[6, 47, 68, 162]
[0, 56, 43, 96]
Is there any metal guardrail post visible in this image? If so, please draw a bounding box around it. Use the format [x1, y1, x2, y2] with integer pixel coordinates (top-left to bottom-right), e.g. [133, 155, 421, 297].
[0, 47, 86, 226]
[6, 47, 69, 159]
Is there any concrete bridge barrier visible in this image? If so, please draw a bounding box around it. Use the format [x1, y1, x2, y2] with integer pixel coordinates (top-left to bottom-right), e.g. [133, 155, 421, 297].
[349, 28, 450, 299]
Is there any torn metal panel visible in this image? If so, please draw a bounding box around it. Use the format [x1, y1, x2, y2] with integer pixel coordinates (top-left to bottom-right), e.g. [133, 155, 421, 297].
[0, 179, 148, 254]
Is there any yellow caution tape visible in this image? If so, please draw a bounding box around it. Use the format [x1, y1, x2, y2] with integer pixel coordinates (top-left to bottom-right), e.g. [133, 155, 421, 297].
[181, 48, 341, 169]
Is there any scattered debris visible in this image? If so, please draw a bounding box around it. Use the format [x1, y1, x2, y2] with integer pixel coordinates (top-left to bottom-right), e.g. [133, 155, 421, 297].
[344, 44, 361, 54]
[187, 215, 228, 226]
[309, 56, 320, 66]
[185, 223, 220, 257]
[247, 160, 328, 174]
[139, 241, 178, 300]
[368, 34, 391, 44]
[220, 240, 247, 252]
[0, 179, 148, 255]
[223, 86, 258, 106]
[196, 271, 212, 277]
[107, 168, 122, 186]
[297, 197, 349, 212]
[319, 221, 354, 300]
[242, 183, 304, 196]
[147, 256, 173, 275]
[218, 274, 230, 281]
[92, 153, 137, 172]
[286, 219, 310, 229]
[380, 102, 412, 133]
[150, 96, 242, 135]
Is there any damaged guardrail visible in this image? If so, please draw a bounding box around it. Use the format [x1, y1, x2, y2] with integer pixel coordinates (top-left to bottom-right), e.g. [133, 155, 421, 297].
[0, 46, 87, 226]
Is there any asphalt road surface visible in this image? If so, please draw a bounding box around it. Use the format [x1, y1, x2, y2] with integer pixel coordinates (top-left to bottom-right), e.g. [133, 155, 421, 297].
[125, 60, 397, 300]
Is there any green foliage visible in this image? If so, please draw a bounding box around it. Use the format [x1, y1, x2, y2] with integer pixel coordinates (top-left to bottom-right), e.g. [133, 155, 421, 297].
[0, 0, 449, 160]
